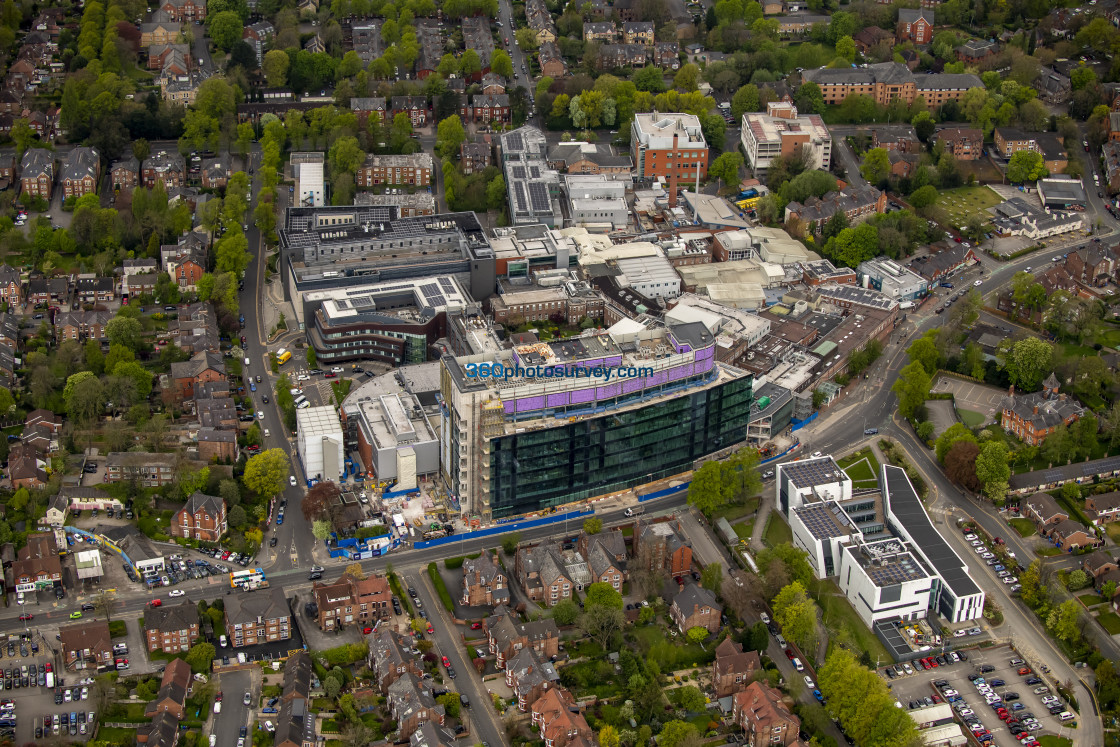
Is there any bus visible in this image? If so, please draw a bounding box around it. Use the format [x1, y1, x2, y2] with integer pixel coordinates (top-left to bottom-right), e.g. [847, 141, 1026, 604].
[230, 568, 268, 590]
[277, 349, 292, 365]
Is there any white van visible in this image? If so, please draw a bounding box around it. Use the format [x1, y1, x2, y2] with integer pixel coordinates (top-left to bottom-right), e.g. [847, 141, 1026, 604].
[775, 634, 787, 648]
[792, 658, 805, 672]
[244, 357, 251, 366]
[1059, 712, 1075, 722]
[294, 394, 308, 406]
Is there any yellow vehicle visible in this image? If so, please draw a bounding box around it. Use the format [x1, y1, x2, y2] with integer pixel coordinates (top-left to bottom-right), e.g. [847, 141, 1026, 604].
[277, 349, 292, 365]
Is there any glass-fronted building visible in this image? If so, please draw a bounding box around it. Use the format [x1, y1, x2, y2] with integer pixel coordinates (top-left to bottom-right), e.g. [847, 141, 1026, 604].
[485, 375, 753, 517]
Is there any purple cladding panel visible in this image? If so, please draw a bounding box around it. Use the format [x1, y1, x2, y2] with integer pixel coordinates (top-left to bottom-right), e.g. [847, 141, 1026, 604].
[570, 387, 596, 405]
[504, 400, 517, 414]
[621, 378, 643, 395]
[546, 392, 569, 408]
[696, 357, 714, 373]
[667, 364, 690, 381]
[597, 383, 622, 399]
[583, 359, 603, 368]
[605, 356, 623, 367]
[650, 370, 668, 387]
[517, 395, 547, 412]
[511, 350, 525, 368]
[695, 346, 714, 361]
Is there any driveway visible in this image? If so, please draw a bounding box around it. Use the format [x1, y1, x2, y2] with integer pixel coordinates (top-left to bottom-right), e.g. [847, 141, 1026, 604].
[214, 669, 253, 747]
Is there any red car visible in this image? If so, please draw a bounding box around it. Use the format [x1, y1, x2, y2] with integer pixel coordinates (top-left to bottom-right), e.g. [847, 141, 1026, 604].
[325, 373, 338, 379]
[1017, 667, 1031, 675]
[470, 622, 482, 630]
[362, 627, 373, 634]
[785, 649, 794, 660]
[426, 623, 434, 634]
[215, 692, 223, 702]
[44, 663, 51, 672]
[442, 656, 451, 667]
[149, 599, 162, 607]
[18, 614, 32, 621]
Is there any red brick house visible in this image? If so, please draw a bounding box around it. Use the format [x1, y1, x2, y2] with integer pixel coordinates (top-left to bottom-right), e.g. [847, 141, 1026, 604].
[110, 156, 140, 191]
[1043, 519, 1100, 553]
[932, 127, 983, 161]
[172, 491, 227, 542]
[712, 637, 761, 698]
[531, 688, 592, 747]
[538, 41, 567, 79]
[142, 151, 186, 188]
[896, 9, 934, 44]
[59, 620, 113, 671]
[386, 674, 446, 740]
[733, 682, 802, 747]
[515, 544, 574, 607]
[390, 96, 428, 127]
[1082, 549, 1118, 586]
[313, 572, 392, 630]
[506, 648, 560, 711]
[1024, 491, 1068, 528]
[55, 310, 112, 342]
[486, 608, 561, 669]
[461, 550, 508, 606]
[670, 583, 722, 634]
[1086, 492, 1120, 526]
[170, 351, 226, 401]
[20, 148, 53, 200]
[159, 0, 207, 23]
[0, 264, 21, 307]
[10, 531, 61, 593]
[144, 601, 201, 653]
[196, 427, 238, 463]
[368, 628, 423, 694]
[471, 94, 510, 124]
[60, 147, 99, 200]
[1000, 375, 1085, 446]
[145, 658, 192, 719]
[636, 518, 693, 576]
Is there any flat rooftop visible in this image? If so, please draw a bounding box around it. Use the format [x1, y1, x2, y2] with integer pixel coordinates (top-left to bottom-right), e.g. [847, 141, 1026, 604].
[308, 275, 471, 323]
[794, 501, 853, 540]
[847, 539, 931, 586]
[782, 456, 847, 490]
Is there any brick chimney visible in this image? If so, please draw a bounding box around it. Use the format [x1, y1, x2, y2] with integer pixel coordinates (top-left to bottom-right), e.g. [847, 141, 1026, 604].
[668, 132, 679, 209]
[1033, 405, 1039, 415]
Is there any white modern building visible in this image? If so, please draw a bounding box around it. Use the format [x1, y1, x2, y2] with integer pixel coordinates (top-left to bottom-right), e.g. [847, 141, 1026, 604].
[858, 258, 927, 302]
[291, 152, 326, 207]
[614, 254, 681, 299]
[74, 549, 103, 581]
[741, 102, 831, 181]
[296, 405, 344, 483]
[779, 458, 985, 626]
[563, 174, 628, 230]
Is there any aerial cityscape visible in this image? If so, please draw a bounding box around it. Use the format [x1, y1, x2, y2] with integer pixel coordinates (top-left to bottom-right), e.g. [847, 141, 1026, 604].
[1, 0, 1120, 746]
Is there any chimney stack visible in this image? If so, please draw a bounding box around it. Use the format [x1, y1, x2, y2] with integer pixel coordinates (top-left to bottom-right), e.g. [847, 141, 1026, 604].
[668, 131, 679, 209]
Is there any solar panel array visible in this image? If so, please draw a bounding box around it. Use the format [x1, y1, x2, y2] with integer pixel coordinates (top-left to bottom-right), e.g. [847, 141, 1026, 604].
[438, 277, 456, 293]
[513, 184, 528, 212]
[796, 503, 849, 540]
[529, 183, 551, 212]
[530, 165, 541, 178]
[866, 552, 926, 586]
[512, 165, 526, 179]
[420, 282, 446, 307]
[884, 467, 981, 597]
[784, 458, 843, 489]
[506, 131, 524, 152]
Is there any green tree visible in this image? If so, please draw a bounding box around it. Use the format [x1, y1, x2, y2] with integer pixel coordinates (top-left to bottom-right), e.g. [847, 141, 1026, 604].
[242, 448, 290, 499]
[673, 63, 701, 92]
[328, 135, 364, 176]
[1047, 599, 1082, 644]
[583, 517, 602, 534]
[598, 725, 620, 747]
[708, 151, 743, 186]
[491, 49, 514, 79]
[65, 372, 105, 426]
[686, 626, 709, 646]
[578, 604, 626, 648]
[1007, 149, 1048, 182]
[909, 184, 938, 209]
[935, 423, 978, 463]
[1018, 560, 1047, 608]
[550, 598, 580, 626]
[1066, 569, 1090, 591]
[772, 581, 819, 653]
[701, 562, 723, 593]
[208, 10, 244, 51]
[585, 582, 624, 610]
[974, 441, 1011, 490]
[687, 459, 727, 516]
[1003, 337, 1053, 391]
[501, 531, 521, 555]
[835, 35, 856, 62]
[794, 81, 825, 115]
[731, 83, 760, 118]
[435, 115, 466, 160]
[675, 685, 706, 712]
[436, 692, 461, 719]
[185, 642, 217, 673]
[819, 648, 918, 747]
[657, 721, 699, 747]
[106, 316, 142, 349]
[860, 147, 890, 184]
[893, 360, 932, 419]
[312, 520, 332, 540]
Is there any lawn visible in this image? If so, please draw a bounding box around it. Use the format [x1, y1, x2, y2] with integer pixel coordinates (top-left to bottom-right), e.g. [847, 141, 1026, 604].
[1034, 544, 1061, 557]
[715, 496, 760, 523]
[763, 514, 793, 548]
[1038, 737, 1073, 747]
[1078, 593, 1103, 607]
[95, 727, 137, 744]
[733, 521, 754, 541]
[1107, 522, 1120, 544]
[1008, 518, 1036, 538]
[814, 579, 891, 664]
[1096, 611, 1120, 635]
[958, 409, 987, 427]
[836, 449, 881, 489]
[933, 186, 1002, 231]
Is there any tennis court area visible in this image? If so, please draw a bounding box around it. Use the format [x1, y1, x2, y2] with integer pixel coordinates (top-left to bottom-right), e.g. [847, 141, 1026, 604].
[931, 375, 1006, 427]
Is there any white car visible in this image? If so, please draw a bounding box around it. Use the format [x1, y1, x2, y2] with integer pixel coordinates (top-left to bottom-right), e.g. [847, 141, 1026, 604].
[974, 280, 983, 287]
[289, 476, 297, 487]
[959, 708, 974, 717]
[1002, 576, 1017, 584]
[331, 366, 344, 373]
[168, 590, 185, 597]
[971, 540, 983, 547]
[975, 546, 987, 554]
[964, 534, 977, 540]
[981, 552, 995, 559]
[811, 451, 822, 458]
[297, 374, 310, 381]
[256, 411, 265, 420]
[803, 675, 815, 689]
[997, 570, 1010, 577]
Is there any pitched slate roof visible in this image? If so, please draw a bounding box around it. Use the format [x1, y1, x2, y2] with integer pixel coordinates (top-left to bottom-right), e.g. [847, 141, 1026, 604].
[673, 583, 721, 615]
[145, 600, 198, 635]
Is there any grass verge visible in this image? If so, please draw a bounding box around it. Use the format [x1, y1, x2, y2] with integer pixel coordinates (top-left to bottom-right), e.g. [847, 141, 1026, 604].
[814, 579, 892, 664]
[1077, 593, 1103, 607]
[958, 409, 986, 427]
[763, 514, 793, 547]
[733, 521, 754, 541]
[1008, 518, 1036, 537]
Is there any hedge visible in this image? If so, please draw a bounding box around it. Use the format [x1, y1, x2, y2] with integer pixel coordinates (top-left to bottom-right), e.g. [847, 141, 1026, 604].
[428, 562, 455, 613]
